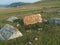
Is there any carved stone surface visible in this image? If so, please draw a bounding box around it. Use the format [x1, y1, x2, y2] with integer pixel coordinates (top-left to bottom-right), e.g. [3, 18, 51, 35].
[0, 24, 23, 40]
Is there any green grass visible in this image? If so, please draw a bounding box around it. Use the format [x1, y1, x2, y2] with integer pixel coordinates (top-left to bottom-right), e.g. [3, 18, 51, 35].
[0, 1, 60, 20]
[0, 23, 60, 45]
[0, 1, 60, 45]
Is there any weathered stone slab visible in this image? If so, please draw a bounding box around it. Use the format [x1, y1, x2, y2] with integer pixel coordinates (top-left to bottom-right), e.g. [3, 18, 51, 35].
[0, 24, 23, 40]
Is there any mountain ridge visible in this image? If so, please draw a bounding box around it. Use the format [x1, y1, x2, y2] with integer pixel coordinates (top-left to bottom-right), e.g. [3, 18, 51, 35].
[0, 2, 31, 7]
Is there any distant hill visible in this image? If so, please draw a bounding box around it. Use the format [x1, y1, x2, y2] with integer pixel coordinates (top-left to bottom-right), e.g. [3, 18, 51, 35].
[7, 2, 31, 7]
[0, 2, 31, 7]
[0, 5, 7, 7]
[41, 0, 60, 1]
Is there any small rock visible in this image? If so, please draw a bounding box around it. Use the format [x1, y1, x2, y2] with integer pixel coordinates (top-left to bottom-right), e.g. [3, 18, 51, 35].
[35, 37, 38, 41]
[43, 19, 47, 22]
[38, 28, 42, 31]
[26, 30, 30, 32]
[28, 42, 32, 45]
[17, 24, 20, 27]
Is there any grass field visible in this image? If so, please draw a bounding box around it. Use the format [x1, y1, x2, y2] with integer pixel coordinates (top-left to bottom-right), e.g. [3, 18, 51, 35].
[0, 1, 60, 45]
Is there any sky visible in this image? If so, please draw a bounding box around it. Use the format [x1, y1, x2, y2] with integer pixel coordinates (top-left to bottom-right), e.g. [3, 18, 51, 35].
[0, 0, 40, 5]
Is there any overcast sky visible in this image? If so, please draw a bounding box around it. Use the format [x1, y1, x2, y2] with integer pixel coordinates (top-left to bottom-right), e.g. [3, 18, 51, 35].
[0, 0, 40, 5]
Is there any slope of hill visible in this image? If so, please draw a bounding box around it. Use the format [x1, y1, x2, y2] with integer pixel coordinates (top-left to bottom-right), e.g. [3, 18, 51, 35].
[0, 1, 60, 45]
[8, 2, 31, 7]
[0, 1, 60, 20]
[0, 2, 31, 7]
[0, 5, 7, 7]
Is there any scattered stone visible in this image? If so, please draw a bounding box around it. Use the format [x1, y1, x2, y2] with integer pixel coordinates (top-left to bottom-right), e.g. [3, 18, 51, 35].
[26, 30, 30, 32]
[48, 18, 60, 24]
[43, 19, 47, 22]
[35, 37, 38, 41]
[17, 24, 20, 27]
[38, 28, 42, 31]
[7, 16, 18, 22]
[0, 24, 23, 40]
[23, 14, 42, 25]
[58, 10, 60, 13]
[57, 10, 60, 15]
[28, 42, 32, 45]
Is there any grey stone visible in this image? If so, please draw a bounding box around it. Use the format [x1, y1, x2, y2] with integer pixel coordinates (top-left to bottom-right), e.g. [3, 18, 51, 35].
[0, 24, 23, 40]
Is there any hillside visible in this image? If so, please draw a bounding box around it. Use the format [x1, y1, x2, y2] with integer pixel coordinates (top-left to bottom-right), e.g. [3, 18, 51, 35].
[0, 0, 60, 45]
[8, 2, 31, 7]
[0, 2, 31, 7]
[0, 1, 60, 20]
[0, 5, 7, 7]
